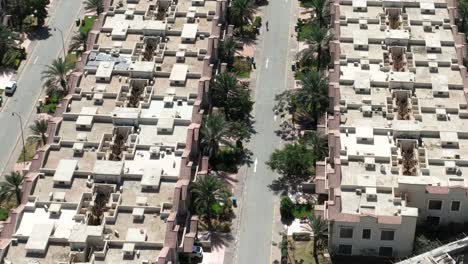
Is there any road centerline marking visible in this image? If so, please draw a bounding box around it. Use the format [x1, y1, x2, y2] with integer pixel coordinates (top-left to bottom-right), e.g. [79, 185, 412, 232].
[253, 158, 258, 173]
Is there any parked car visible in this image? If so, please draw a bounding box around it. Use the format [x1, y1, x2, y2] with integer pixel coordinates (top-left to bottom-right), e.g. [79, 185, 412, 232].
[4, 81, 17, 96]
[192, 245, 203, 258]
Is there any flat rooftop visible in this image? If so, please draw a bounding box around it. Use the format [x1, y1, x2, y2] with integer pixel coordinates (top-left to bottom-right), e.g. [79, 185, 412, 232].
[105, 212, 167, 242]
[95, 246, 161, 264]
[330, 0, 467, 219]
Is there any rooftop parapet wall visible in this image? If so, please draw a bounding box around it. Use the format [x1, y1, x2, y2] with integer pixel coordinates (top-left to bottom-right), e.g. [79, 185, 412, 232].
[0, 0, 223, 263]
[315, 1, 467, 255]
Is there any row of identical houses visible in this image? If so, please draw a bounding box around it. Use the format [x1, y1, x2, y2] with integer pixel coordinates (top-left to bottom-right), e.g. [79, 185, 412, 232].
[0, 0, 228, 263]
[314, 0, 468, 259]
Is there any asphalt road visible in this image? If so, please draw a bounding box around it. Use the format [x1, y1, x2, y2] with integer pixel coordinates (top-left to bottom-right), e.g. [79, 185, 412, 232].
[235, 0, 294, 262]
[0, 0, 83, 174]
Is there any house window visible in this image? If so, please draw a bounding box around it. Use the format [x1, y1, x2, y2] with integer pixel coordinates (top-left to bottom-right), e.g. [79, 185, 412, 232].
[338, 245, 352, 255]
[339, 227, 353, 239]
[362, 229, 371, 240]
[380, 230, 395, 241]
[426, 216, 440, 225]
[451, 201, 461, 211]
[428, 200, 442, 210]
[379, 247, 393, 257]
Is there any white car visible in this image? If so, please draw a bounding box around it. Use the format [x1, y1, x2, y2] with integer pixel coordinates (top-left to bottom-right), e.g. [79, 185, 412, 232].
[4, 81, 17, 96]
[192, 245, 203, 258]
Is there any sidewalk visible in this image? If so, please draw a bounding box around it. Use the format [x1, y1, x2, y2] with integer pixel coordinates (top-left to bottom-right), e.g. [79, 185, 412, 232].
[0, 1, 85, 176]
[0, 0, 61, 107]
[222, 6, 266, 264]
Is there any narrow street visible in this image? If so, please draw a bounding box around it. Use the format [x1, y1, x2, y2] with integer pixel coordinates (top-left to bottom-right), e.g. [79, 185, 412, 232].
[235, 0, 296, 262]
[0, 0, 83, 174]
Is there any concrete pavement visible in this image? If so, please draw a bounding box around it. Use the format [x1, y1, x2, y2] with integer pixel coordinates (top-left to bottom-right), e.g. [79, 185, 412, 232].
[0, 0, 83, 175]
[233, 0, 296, 263]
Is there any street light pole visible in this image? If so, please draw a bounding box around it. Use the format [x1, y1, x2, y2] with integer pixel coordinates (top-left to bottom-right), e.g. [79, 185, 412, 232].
[11, 112, 26, 164]
[54, 27, 67, 59]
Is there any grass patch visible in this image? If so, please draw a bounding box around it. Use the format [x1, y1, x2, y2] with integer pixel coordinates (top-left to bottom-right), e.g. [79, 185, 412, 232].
[66, 52, 78, 68]
[297, 20, 314, 42]
[232, 57, 252, 78]
[0, 207, 8, 221]
[79, 16, 97, 34]
[17, 138, 39, 163]
[287, 239, 326, 264]
[292, 203, 312, 219]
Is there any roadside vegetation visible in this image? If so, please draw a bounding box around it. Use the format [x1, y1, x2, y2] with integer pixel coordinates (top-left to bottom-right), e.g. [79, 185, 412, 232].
[279, 212, 329, 264]
[188, 0, 260, 234]
[0, 0, 51, 69]
[0, 171, 25, 221]
[268, 0, 332, 262]
[191, 174, 233, 232]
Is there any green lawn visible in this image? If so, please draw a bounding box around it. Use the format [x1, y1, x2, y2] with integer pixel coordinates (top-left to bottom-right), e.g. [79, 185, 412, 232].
[232, 57, 252, 78]
[66, 52, 78, 68]
[0, 207, 8, 221]
[297, 20, 314, 42]
[79, 16, 97, 34]
[288, 239, 327, 264]
[292, 203, 313, 219]
[17, 138, 39, 163]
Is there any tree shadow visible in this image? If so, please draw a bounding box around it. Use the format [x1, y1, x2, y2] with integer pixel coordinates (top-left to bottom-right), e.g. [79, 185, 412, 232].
[238, 148, 254, 167]
[25, 26, 52, 41]
[212, 170, 239, 188]
[199, 231, 235, 251]
[0, 67, 16, 76]
[209, 231, 235, 251]
[235, 35, 258, 46]
[268, 178, 289, 196]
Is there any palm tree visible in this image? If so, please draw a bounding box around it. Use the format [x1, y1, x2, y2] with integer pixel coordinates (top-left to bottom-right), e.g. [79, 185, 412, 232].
[211, 72, 239, 108]
[229, 0, 255, 35]
[458, 0, 468, 33]
[298, 25, 331, 70]
[219, 37, 236, 68]
[200, 113, 232, 159]
[84, 0, 104, 15]
[30, 119, 48, 145]
[69, 31, 88, 52]
[191, 174, 230, 230]
[41, 57, 73, 95]
[0, 172, 24, 206]
[309, 0, 329, 28]
[0, 25, 15, 66]
[278, 72, 329, 128]
[301, 131, 328, 162]
[307, 214, 328, 263]
[297, 71, 329, 125]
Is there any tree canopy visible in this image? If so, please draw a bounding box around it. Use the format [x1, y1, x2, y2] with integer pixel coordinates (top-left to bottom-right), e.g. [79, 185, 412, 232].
[267, 142, 315, 189]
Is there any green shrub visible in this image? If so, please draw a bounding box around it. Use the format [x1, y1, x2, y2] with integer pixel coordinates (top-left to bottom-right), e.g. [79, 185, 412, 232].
[253, 16, 262, 28]
[42, 103, 57, 114]
[280, 234, 289, 264]
[0, 207, 8, 221]
[232, 57, 252, 78]
[280, 196, 294, 221]
[211, 146, 240, 173]
[293, 232, 311, 241]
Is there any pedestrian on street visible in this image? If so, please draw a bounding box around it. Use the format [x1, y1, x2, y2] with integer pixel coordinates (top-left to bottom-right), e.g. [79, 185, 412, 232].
[266, 21, 269, 31]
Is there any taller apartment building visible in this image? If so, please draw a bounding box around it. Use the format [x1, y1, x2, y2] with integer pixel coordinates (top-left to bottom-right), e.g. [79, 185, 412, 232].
[314, 0, 468, 258]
